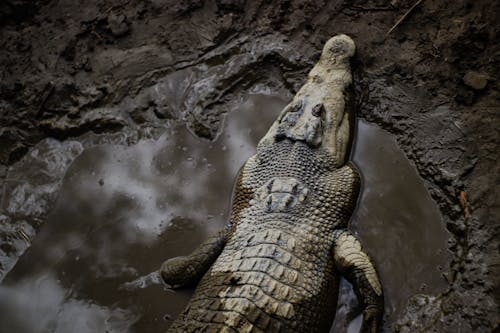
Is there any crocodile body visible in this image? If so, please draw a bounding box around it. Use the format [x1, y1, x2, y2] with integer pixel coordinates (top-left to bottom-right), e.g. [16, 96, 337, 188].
[161, 35, 384, 333]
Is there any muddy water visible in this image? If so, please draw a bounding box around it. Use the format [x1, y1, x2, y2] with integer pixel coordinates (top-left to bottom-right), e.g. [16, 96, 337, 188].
[0, 94, 449, 333]
[331, 121, 451, 333]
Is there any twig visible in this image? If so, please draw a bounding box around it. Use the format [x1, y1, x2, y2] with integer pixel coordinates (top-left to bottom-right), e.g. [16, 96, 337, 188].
[460, 191, 470, 220]
[386, 0, 425, 36]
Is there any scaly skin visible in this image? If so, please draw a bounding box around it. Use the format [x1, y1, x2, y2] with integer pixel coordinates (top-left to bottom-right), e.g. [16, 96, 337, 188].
[161, 35, 384, 333]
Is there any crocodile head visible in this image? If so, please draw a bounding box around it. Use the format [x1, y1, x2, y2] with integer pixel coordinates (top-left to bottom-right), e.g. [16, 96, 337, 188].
[260, 35, 356, 168]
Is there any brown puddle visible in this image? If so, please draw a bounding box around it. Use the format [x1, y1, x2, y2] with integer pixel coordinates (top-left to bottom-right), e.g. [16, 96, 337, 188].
[0, 94, 450, 333]
[331, 120, 451, 333]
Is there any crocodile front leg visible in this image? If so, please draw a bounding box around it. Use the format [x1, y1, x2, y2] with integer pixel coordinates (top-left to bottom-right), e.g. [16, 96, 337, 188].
[333, 229, 384, 333]
[161, 165, 252, 289]
[161, 227, 230, 288]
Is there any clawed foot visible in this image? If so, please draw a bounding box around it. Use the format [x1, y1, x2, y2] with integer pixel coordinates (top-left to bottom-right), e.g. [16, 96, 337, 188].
[360, 306, 382, 333]
[120, 270, 175, 293]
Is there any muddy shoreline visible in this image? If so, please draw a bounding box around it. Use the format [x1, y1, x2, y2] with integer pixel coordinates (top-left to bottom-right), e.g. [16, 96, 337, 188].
[1, 0, 498, 331]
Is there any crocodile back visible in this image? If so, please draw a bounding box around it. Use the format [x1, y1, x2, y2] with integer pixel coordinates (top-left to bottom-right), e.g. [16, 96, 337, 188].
[167, 140, 360, 333]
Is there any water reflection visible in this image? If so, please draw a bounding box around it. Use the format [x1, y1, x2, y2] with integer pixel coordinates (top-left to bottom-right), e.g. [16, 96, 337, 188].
[0, 94, 288, 333]
[0, 94, 449, 333]
[0, 272, 137, 333]
[330, 121, 450, 332]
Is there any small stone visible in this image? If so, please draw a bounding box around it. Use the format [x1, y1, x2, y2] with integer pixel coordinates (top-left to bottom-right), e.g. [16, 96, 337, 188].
[98, 178, 104, 186]
[462, 71, 488, 90]
[108, 14, 130, 37]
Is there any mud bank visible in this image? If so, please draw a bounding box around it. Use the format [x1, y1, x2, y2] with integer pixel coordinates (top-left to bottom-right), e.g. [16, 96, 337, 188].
[0, 0, 498, 332]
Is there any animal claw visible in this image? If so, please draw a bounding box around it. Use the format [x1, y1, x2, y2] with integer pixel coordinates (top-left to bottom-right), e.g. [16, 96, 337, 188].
[119, 270, 168, 291]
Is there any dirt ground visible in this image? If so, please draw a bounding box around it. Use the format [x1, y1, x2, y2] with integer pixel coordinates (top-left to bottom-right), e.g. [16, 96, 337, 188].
[0, 0, 498, 332]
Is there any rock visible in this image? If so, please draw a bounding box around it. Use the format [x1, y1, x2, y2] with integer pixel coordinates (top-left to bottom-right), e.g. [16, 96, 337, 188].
[107, 14, 130, 37]
[463, 71, 488, 90]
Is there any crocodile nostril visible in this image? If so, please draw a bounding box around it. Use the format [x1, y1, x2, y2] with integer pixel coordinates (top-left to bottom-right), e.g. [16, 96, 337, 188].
[290, 100, 303, 112]
[312, 104, 325, 117]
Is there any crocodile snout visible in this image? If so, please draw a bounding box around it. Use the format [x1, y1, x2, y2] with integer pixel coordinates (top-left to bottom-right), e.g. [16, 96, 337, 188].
[275, 101, 325, 147]
[259, 34, 355, 167]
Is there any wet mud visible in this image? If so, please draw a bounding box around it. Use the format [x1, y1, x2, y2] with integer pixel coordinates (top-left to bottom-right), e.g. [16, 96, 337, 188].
[1, 0, 499, 331]
[1, 93, 449, 332]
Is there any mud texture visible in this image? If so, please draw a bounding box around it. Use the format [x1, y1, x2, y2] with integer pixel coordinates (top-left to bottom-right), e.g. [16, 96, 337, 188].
[0, 0, 498, 332]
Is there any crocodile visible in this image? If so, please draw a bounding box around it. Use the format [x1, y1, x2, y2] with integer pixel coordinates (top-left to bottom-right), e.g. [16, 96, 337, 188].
[160, 35, 384, 333]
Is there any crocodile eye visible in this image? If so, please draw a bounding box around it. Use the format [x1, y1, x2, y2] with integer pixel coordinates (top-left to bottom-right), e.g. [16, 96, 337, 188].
[312, 104, 325, 117]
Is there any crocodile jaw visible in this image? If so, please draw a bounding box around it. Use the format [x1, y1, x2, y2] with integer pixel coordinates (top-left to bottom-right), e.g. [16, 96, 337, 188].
[260, 34, 356, 168]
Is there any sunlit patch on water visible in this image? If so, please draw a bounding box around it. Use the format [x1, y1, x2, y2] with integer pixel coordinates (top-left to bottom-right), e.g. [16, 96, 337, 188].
[0, 272, 138, 333]
[0, 94, 450, 333]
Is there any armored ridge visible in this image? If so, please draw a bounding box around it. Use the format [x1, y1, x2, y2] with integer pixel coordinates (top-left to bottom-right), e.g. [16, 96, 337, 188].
[160, 35, 384, 333]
